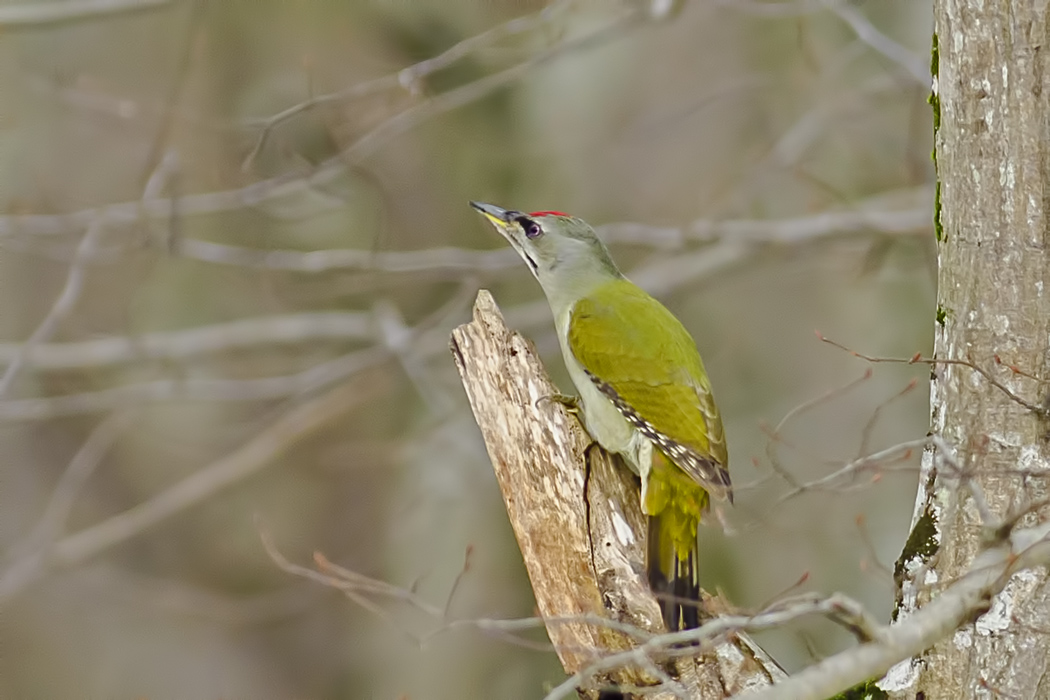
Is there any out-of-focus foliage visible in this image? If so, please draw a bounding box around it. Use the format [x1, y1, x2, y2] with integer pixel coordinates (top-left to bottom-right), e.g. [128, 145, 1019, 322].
[0, 1, 933, 698]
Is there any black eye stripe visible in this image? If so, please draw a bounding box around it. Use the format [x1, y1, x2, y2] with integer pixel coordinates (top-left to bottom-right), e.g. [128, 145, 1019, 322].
[516, 216, 542, 239]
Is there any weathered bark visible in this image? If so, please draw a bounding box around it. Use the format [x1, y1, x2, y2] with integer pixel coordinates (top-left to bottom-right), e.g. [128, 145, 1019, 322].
[451, 291, 782, 699]
[888, 2, 1050, 698]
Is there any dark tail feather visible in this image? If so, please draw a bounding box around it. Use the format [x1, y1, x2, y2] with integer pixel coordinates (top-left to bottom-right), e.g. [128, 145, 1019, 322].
[646, 515, 701, 632]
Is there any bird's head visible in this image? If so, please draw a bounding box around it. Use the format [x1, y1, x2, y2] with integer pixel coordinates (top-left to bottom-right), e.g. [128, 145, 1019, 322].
[470, 202, 621, 298]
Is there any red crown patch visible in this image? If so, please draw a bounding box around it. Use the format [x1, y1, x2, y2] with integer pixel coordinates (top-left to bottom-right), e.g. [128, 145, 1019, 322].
[528, 210, 569, 217]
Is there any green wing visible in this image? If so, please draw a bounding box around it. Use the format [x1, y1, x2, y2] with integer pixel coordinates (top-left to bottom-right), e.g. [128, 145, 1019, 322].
[568, 278, 730, 498]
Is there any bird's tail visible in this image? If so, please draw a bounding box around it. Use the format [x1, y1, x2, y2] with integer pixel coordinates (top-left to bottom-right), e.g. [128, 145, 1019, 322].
[646, 512, 701, 631]
[643, 450, 708, 632]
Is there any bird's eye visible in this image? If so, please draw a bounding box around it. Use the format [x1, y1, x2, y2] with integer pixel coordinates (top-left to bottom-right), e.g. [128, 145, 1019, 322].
[519, 217, 542, 240]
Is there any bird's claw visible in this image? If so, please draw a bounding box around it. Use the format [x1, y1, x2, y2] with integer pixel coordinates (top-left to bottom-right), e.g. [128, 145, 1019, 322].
[536, 392, 581, 415]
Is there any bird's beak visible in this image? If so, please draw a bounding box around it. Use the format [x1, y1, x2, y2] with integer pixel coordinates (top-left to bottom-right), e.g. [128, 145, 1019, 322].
[469, 201, 511, 228]
[470, 200, 539, 276]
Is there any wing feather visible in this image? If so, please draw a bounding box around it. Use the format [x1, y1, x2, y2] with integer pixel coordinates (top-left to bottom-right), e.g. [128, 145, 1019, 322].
[568, 279, 731, 500]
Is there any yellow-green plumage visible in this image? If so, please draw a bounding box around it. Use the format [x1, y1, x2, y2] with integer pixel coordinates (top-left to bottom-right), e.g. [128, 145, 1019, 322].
[567, 280, 727, 467]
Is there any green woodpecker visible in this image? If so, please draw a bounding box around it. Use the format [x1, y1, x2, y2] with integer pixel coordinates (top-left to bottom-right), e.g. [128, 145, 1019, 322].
[471, 201, 731, 631]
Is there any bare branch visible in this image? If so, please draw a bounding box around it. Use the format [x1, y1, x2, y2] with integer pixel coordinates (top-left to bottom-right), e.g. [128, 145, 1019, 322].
[716, 0, 825, 18]
[0, 311, 375, 370]
[823, 1, 928, 86]
[260, 528, 441, 643]
[165, 192, 928, 276]
[542, 592, 885, 700]
[0, 187, 931, 279]
[329, 9, 642, 169]
[0, 347, 388, 421]
[602, 199, 930, 248]
[0, 0, 172, 29]
[175, 238, 519, 274]
[0, 217, 108, 398]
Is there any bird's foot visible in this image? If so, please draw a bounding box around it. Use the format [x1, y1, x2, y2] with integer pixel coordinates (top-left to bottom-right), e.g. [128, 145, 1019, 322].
[536, 392, 581, 416]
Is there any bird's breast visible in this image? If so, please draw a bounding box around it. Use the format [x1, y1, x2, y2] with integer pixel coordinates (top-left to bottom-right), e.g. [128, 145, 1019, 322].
[554, 309, 641, 471]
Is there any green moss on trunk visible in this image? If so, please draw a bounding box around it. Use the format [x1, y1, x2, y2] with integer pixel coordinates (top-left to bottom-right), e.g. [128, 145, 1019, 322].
[930, 33, 944, 242]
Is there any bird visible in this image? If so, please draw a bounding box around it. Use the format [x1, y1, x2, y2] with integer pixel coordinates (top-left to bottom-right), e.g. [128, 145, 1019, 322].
[471, 201, 731, 631]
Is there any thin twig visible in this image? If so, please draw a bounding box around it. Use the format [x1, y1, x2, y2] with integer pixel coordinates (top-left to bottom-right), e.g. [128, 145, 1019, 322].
[819, 333, 1050, 418]
[764, 369, 873, 488]
[240, 0, 575, 170]
[4, 409, 136, 562]
[857, 377, 919, 459]
[138, 2, 205, 189]
[0, 217, 108, 398]
[778, 437, 928, 501]
[928, 434, 996, 529]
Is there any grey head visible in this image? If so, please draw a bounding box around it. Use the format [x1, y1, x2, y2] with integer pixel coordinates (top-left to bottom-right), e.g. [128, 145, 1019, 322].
[470, 202, 622, 304]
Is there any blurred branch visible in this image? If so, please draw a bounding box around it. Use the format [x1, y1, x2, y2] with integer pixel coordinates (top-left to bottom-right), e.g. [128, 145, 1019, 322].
[600, 189, 931, 248]
[4, 410, 135, 562]
[241, 0, 575, 170]
[717, 0, 825, 18]
[856, 377, 920, 459]
[0, 4, 643, 241]
[301, 6, 642, 169]
[0, 217, 108, 398]
[0, 278, 463, 420]
[824, 1, 928, 86]
[0, 311, 375, 370]
[0, 373, 383, 603]
[450, 291, 782, 699]
[0, 0, 172, 29]
[0, 347, 388, 420]
[138, 1, 204, 190]
[167, 187, 930, 275]
[767, 75, 906, 170]
[763, 369, 874, 490]
[176, 238, 519, 273]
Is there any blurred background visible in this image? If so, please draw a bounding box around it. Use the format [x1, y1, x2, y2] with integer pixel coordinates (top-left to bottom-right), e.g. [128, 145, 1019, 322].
[0, 1, 934, 697]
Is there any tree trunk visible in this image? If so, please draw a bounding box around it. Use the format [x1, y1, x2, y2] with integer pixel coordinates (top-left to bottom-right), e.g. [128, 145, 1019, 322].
[888, 2, 1050, 697]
